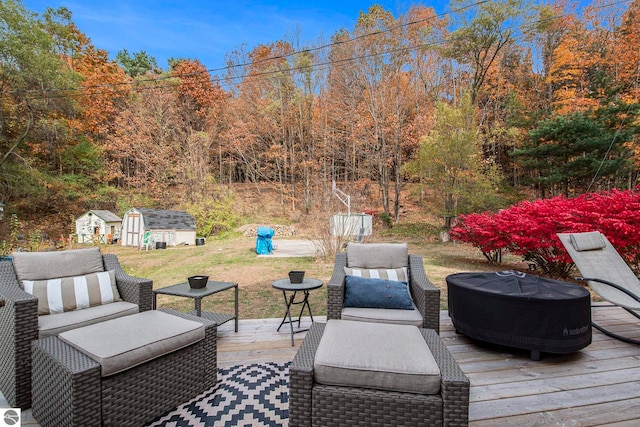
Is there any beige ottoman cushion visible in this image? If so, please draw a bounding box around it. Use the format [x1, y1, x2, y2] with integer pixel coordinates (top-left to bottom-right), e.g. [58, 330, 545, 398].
[59, 310, 205, 376]
[314, 319, 440, 394]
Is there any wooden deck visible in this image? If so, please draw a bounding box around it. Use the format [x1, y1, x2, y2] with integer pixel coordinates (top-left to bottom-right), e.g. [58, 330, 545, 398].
[214, 305, 640, 426]
[6, 305, 640, 425]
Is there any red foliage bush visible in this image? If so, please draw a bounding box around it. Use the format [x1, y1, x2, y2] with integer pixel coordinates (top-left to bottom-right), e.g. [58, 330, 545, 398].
[450, 189, 640, 276]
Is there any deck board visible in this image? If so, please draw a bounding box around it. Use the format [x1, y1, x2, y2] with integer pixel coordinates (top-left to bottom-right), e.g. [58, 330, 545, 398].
[213, 305, 640, 425]
[5, 305, 640, 425]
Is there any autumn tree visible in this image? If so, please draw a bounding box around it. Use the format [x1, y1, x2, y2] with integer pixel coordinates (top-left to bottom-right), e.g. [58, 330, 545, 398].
[72, 34, 131, 148]
[106, 82, 185, 200]
[611, 0, 640, 102]
[0, 1, 82, 215]
[547, 17, 598, 113]
[444, 0, 529, 105]
[404, 94, 504, 237]
[172, 59, 227, 201]
[326, 5, 436, 221]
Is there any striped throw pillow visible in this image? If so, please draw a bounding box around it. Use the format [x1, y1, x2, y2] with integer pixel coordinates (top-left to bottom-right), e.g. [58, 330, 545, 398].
[344, 267, 408, 283]
[22, 270, 121, 315]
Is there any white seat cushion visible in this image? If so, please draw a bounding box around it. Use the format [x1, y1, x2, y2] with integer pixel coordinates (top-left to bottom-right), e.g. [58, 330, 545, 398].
[38, 301, 139, 338]
[59, 310, 205, 376]
[314, 320, 440, 394]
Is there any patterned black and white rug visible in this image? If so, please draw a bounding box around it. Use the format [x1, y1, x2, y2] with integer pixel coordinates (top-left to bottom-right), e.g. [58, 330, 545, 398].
[146, 362, 290, 427]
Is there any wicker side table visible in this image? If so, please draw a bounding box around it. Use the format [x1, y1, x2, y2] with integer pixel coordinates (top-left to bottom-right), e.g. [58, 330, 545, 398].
[153, 280, 239, 332]
[31, 309, 217, 427]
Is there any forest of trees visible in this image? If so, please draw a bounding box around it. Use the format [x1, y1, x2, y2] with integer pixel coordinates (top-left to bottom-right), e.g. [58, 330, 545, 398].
[0, 0, 639, 238]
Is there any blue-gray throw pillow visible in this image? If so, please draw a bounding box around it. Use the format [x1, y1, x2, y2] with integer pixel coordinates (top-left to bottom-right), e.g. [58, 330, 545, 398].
[344, 275, 413, 310]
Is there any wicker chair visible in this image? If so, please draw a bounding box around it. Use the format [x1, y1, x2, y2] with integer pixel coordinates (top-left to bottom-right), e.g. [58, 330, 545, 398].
[0, 252, 152, 409]
[327, 243, 441, 332]
[289, 322, 470, 427]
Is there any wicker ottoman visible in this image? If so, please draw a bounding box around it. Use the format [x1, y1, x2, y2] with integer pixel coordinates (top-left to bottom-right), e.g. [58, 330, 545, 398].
[31, 309, 217, 427]
[289, 321, 469, 427]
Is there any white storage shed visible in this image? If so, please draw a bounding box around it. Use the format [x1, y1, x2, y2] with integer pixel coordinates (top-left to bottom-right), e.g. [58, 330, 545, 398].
[120, 208, 197, 248]
[75, 210, 122, 244]
[330, 213, 373, 237]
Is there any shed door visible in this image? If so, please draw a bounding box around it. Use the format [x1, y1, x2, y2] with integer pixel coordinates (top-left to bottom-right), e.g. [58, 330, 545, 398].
[125, 214, 141, 246]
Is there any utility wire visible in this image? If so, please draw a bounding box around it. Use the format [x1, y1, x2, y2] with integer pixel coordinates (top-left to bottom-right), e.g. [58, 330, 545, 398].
[0, 0, 634, 101]
[2, 0, 490, 99]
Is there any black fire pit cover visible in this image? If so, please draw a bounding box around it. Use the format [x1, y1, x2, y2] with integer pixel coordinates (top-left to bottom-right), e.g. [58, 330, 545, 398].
[446, 271, 592, 358]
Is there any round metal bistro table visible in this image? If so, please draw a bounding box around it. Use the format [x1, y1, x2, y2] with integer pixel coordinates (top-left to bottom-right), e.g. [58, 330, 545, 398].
[272, 278, 323, 346]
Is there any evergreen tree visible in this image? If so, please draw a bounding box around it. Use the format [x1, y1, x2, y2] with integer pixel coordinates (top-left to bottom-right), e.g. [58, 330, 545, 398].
[514, 106, 637, 197]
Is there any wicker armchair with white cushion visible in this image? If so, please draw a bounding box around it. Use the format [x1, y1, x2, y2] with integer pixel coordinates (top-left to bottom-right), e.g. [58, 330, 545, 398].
[327, 243, 441, 332]
[0, 247, 152, 408]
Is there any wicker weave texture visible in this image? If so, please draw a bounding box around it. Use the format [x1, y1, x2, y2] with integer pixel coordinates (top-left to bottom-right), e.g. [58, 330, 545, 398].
[289, 321, 322, 427]
[289, 322, 470, 427]
[326, 251, 441, 332]
[0, 259, 39, 408]
[103, 253, 153, 312]
[313, 385, 443, 427]
[31, 309, 217, 427]
[0, 254, 153, 409]
[31, 336, 102, 427]
[326, 253, 347, 321]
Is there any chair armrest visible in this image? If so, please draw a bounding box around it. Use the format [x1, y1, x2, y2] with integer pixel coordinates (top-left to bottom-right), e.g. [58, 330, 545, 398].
[103, 254, 154, 312]
[289, 322, 325, 427]
[577, 276, 640, 302]
[409, 254, 441, 332]
[0, 259, 39, 407]
[422, 328, 469, 425]
[327, 253, 347, 320]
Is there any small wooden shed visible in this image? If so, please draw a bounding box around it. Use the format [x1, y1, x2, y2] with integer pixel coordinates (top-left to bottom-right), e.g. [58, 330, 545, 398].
[75, 210, 122, 244]
[120, 208, 197, 248]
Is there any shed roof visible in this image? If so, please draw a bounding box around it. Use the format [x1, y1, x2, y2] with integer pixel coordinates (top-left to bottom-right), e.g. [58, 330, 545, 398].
[86, 210, 122, 223]
[137, 208, 196, 230]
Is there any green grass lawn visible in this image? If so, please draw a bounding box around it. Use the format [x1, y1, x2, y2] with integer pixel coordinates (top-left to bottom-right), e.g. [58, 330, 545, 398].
[103, 235, 520, 320]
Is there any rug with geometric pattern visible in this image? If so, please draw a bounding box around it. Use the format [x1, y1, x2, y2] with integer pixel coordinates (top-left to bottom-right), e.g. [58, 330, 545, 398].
[146, 362, 290, 427]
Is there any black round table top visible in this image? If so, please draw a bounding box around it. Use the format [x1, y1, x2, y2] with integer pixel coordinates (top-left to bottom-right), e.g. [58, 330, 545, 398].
[446, 270, 589, 300]
[272, 278, 323, 291]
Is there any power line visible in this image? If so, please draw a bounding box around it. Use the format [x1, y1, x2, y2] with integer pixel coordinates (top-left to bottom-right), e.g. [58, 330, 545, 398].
[1, 0, 490, 98]
[0, 0, 634, 101]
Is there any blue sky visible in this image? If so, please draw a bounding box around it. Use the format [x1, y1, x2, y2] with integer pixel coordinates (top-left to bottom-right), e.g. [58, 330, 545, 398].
[21, 0, 449, 71]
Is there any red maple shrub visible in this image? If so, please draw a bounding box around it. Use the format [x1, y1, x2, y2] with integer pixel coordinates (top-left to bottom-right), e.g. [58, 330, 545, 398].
[450, 188, 640, 277]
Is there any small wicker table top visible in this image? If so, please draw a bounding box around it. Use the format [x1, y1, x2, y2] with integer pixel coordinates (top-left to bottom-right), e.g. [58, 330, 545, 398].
[153, 280, 239, 331]
[154, 280, 237, 297]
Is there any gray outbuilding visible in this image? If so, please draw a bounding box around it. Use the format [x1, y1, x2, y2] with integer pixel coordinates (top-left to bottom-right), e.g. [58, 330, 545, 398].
[120, 208, 196, 248]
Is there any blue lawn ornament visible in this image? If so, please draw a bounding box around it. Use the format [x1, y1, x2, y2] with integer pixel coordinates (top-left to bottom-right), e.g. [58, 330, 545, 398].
[256, 226, 274, 255]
